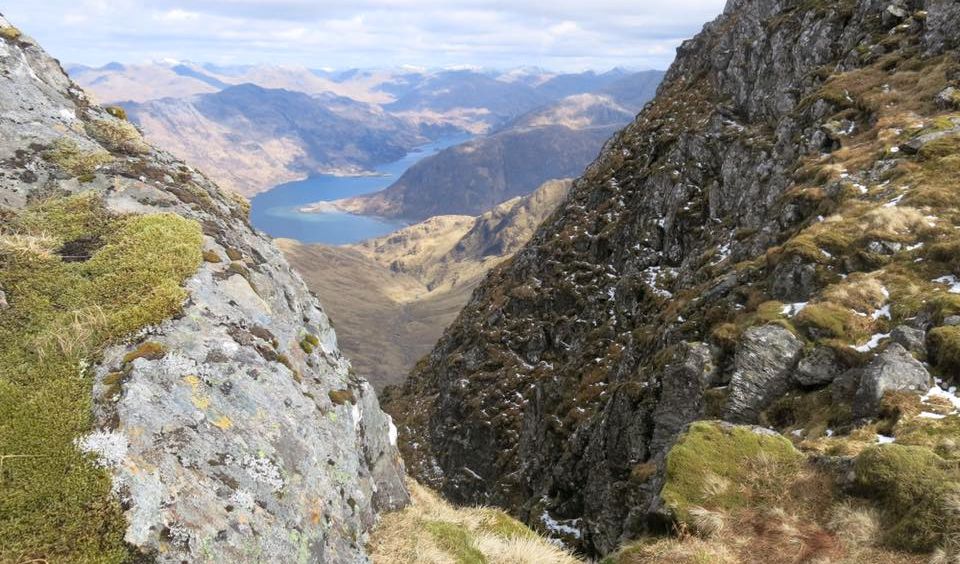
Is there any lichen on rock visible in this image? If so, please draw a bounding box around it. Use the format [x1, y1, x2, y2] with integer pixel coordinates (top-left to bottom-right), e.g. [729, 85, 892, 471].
[0, 19, 407, 563]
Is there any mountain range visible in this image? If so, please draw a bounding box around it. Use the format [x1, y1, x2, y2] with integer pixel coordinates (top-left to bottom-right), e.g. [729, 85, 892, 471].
[72, 62, 663, 199]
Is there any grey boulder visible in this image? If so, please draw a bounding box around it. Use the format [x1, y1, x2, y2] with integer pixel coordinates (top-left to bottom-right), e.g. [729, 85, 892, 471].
[725, 325, 803, 423]
[853, 344, 932, 418]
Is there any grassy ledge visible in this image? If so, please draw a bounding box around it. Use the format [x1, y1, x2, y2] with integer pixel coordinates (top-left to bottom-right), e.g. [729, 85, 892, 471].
[368, 479, 579, 564]
[0, 193, 202, 562]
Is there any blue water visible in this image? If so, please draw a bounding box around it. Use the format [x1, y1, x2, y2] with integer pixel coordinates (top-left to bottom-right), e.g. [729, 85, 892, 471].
[250, 134, 471, 245]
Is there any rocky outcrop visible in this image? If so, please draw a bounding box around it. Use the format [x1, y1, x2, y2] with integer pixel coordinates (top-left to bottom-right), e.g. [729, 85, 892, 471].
[386, 0, 960, 556]
[794, 346, 842, 386]
[725, 325, 803, 423]
[0, 17, 406, 562]
[852, 344, 932, 418]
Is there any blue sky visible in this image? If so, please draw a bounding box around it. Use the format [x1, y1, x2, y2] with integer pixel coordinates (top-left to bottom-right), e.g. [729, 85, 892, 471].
[2, 0, 727, 71]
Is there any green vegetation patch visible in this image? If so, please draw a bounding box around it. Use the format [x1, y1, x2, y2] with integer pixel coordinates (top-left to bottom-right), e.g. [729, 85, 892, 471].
[853, 444, 960, 552]
[660, 421, 803, 524]
[45, 138, 113, 178]
[104, 106, 128, 121]
[0, 25, 22, 41]
[85, 119, 150, 155]
[477, 509, 538, 540]
[928, 325, 960, 375]
[425, 521, 487, 564]
[795, 301, 870, 342]
[0, 193, 202, 562]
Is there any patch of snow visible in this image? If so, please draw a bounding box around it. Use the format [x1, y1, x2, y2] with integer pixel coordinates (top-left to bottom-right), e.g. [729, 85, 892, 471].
[876, 434, 896, 444]
[884, 194, 904, 208]
[642, 266, 673, 299]
[923, 385, 960, 412]
[907, 242, 924, 251]
[387, 415, 398, 446]
[933, 275, 960, 294]
[352, 401, 362, 430]
[918, 412, 947, 420]
[851, 333, 890, 353]
[781, 302, 808, 317]
[871, 304, 891, 321]
[540, 510, 582, 539]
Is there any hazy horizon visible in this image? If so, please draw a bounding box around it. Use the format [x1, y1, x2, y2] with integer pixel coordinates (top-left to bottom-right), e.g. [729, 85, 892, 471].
[1, 1, 726, 72]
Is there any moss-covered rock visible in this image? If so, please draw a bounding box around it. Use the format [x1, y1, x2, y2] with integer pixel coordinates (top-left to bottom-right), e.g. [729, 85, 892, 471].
[928, 325, 960, 377]
[0, 195, 202, 562]
[85, 118, 150, 155]
[44, 138, 113, 178]
[853, 444, 960, 552]
[660, 421, 804, 524]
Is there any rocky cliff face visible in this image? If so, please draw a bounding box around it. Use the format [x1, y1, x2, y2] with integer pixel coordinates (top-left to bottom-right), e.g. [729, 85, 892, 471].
[386, 0, 960, 556]
[0, 17, 406, 562]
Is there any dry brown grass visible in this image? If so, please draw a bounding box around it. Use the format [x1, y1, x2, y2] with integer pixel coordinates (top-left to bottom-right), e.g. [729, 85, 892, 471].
[821, 273, 887, 314]
[0, 232, 57, 259]
[368, 480, 581, 564]
[827, 503, 880, 548]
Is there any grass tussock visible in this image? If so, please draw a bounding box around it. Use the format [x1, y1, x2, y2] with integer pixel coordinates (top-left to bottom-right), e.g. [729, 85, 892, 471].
[85, 118, 150, 155]
[368, 479, 580, 564]
[0, 193, 202, 563]
[0, 25, 22, 41]
[604, 421, 931, 564]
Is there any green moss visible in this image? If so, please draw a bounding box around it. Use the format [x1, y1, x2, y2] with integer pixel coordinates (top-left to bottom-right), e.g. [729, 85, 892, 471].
[896, 415, 960, 458]
[928, 325, 960, 375]
[300, 339, 315, 354]
[304, 334, 320, 347]
[853, 444, 959, 551]
[45, 138, 113, 178]
[0, 25, 22, 41]
[660, 421, 803, 524]
[477, 510, 538, 540]
[85, 119, 149, 155]
[328, 389, 356, 405]
[0, 195, 202, 562]
[425, 521, 487, 564]
[104, 106, 128, 121]
[918, 134, 960, 161]
[794, 301, 866, 342]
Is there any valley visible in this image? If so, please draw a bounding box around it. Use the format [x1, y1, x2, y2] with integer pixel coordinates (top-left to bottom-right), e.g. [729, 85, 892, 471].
[281, 179, 572, 389]
[4, 1, 960, 563]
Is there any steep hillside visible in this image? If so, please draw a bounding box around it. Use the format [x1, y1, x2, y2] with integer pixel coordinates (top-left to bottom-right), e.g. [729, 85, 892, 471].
[281, 180, 571, 389]
[331, 74, 662, 220]
[331, 125, 613, 220]
[386, 0, 960, 560]
[0, 17, 406, 562]
[124, 85, 423, 196]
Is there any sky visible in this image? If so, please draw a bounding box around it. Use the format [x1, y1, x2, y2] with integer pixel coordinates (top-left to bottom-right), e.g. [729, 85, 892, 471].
[2, 0, 727, 72]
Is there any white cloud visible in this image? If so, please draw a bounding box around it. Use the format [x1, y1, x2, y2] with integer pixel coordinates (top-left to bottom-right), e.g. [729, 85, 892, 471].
[1, 0, 727, 71]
